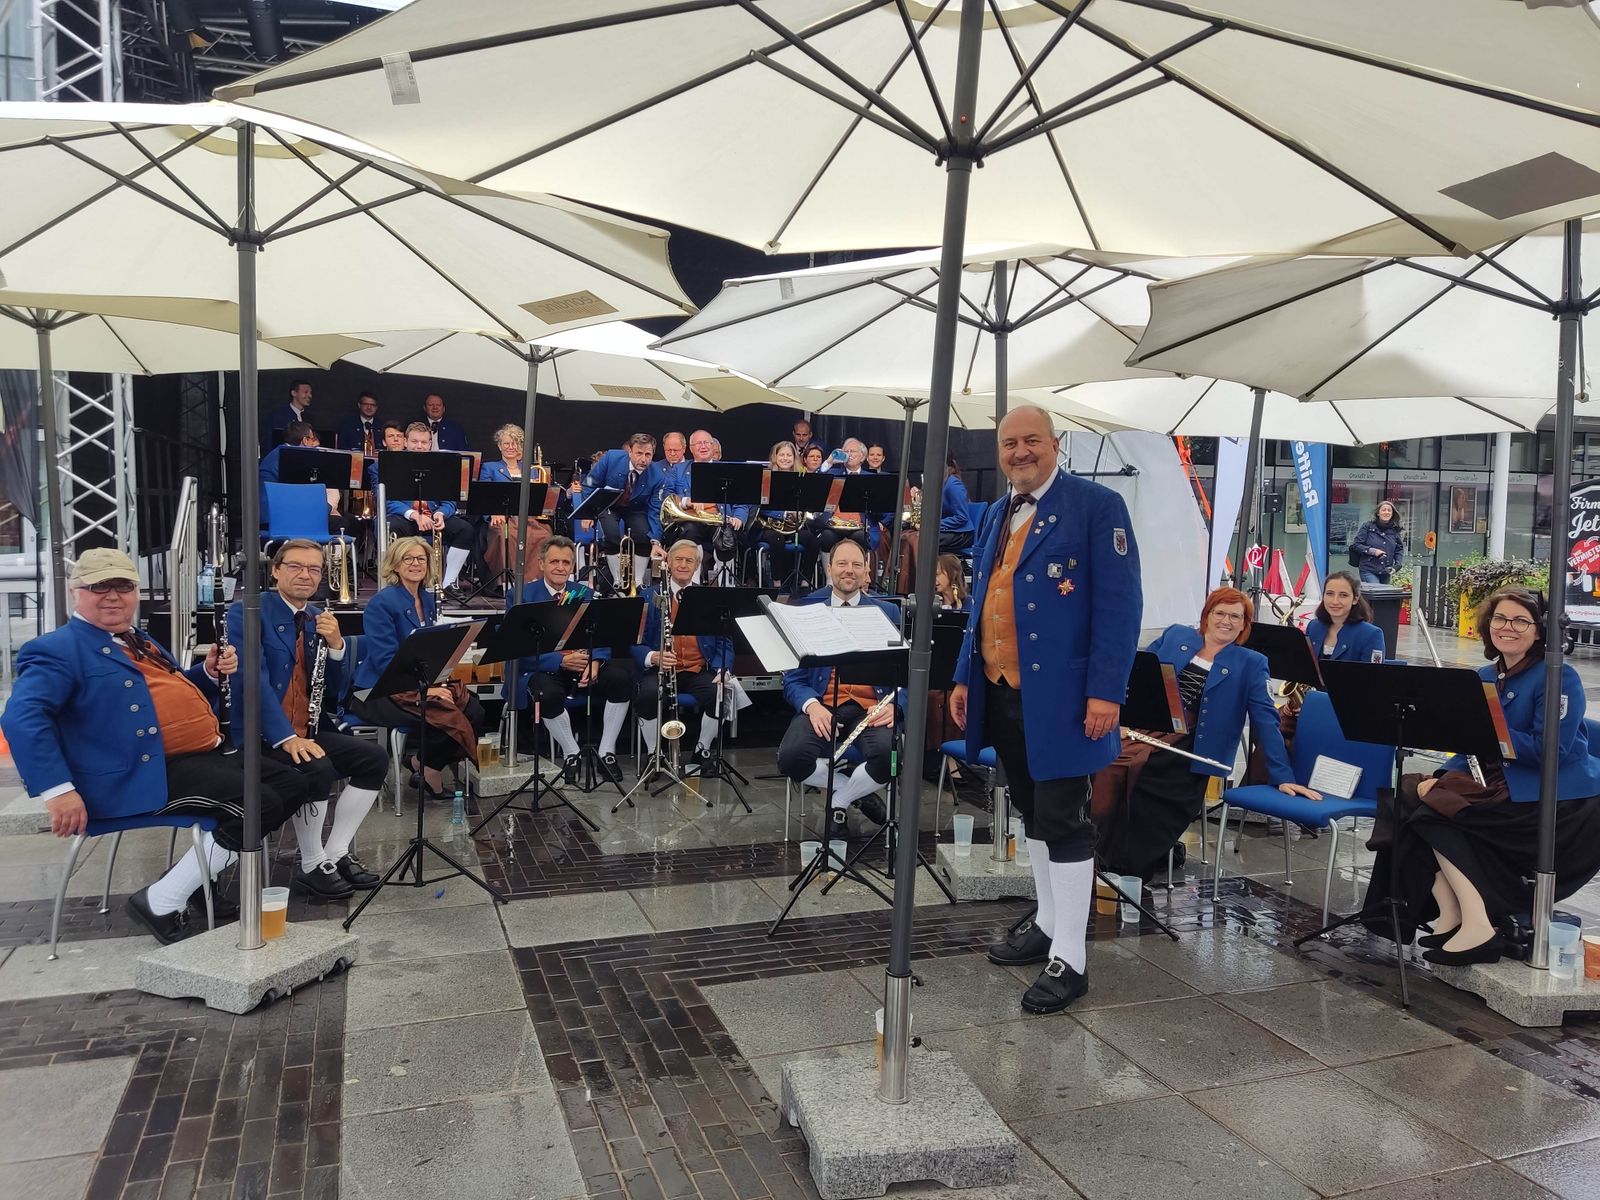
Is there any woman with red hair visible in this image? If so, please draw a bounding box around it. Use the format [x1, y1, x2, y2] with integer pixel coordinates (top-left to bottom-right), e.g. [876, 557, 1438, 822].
[1092, 587, 1320, 878]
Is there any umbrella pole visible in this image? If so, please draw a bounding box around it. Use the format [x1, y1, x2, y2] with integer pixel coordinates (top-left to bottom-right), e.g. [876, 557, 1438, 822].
[993, 259, 1009, 429]
[886, 397, 917, 593]
[881, 0, 984, 1107]
[234, 121, 265, 952]
[34, 323, 67, 625]
[506, 353, 539, 769]
[1232, 387, 1265, 595]
[1533, 217, 1582, 970]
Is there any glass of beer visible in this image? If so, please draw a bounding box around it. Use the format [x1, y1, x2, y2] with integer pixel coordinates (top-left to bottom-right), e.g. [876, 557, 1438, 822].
[261, 887, 290, 939]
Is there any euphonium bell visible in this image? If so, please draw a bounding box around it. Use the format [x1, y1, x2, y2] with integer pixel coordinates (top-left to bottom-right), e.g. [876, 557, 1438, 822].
[661, 493, 725, 526]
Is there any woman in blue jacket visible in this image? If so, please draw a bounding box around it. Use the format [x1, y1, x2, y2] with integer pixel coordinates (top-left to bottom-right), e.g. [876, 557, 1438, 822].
[897, 457, 976, 593]
[1304, 572, 1386, 664]
[1092, 588, 1320, 879]
[1348, 501, 1404, 585]
[1365, 588, 1600, 964]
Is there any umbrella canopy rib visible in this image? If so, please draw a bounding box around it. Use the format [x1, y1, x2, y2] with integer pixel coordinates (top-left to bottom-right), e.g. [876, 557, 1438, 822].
[257, 159, 385, 240]
[107, 123, 233, 234]
[975, 0, 1091, 143]
[767, 284, 936, 384]
[891, 0, 954, 142]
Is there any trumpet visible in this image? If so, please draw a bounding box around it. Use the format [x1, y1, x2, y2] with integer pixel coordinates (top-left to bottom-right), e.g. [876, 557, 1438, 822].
[619, 530, 637, 596]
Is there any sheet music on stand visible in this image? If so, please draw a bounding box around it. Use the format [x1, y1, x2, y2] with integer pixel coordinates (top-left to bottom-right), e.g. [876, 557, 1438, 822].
[739, 597, 906, 673]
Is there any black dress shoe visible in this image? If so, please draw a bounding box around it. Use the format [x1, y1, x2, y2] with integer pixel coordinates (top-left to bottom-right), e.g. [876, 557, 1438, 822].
[187, 887, 240, 923]
[599, 753, 623, 784]
[685, 746, 715, 777]
[294, 860, 355, 902]
[335, 853, 381, 889]
[1417, 925, 1461, 949]
[1423, 935, 1505, 966]
[127, 888, 197, 945]
[856, 793, 887, 826]
[988, 920, 1052, 966]
[1021, 957, 1089, 1014]
[562, 754, 582, 784]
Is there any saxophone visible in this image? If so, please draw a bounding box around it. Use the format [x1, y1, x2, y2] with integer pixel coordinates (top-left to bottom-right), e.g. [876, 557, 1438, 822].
[659, 586, 686, 741]
[305, 623, 329, 736]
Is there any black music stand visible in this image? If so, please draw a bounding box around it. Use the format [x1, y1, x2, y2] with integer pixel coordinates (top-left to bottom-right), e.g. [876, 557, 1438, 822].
[665, 585, 778, 812]
[473, 600, 597, 834]
[837, 474, 899, 523]
[764, 473, 835, 592]
[1245, 623, 1326, 691]
[343, 620, 499, 929]
[277, 447, 361, 489]
[569, 486, 624, 592]
[560, 597, 648, 797]
[690, 462, 765, 583]
[463, 480, 557, 603]
[1293, 660, 1509, 1006]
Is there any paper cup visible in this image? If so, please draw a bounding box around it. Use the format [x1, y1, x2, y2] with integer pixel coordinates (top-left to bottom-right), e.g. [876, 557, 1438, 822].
[261, 886, 290, 940]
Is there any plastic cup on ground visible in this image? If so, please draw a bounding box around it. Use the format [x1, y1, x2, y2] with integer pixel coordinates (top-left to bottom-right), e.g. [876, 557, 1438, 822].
[1549, 922, 1582, 980]
[1583, 934, 1600, 981]
[827, 839, 848, 867]
[799, 840, 821, 867]
[261, 887, 290, 940]
[952, 813, 975, 854]
[874, 1007, 915, 1069]
[1118, 875, 1143, 924]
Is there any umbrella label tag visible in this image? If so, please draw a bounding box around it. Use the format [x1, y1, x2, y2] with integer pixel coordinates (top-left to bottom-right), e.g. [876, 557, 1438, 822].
[1113, 528, 1129, 556]
[382, 53, 421, 106]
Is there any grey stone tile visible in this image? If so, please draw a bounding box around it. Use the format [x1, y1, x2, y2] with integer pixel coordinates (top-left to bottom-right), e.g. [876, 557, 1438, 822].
[1016, 1095, 1315, 1200]
[1505, 1138, 1600, 1200]
[355, 877, 493, 913]
[344, 949, 525, 1032]
[630, 879, 781, 932]
[1191, 1070, 1484, 1194]
[888, 1144, 1083, 1200]
[342, 1091, 583, 1200]
[1341, 1045, 1600, 1159]
[0, 1154, 98, 1200]
[1076, 996, 1319, 1093]
[0, 936, 150, 1001]
[850, 952, 1033, 1033]
[344, 1009, 549, 1116]
[752, 872, 890, 919]
[702, 969, 879, 1058]
[1123, 927, 1321, 994]
[1003, 938, 1201, 1009]
[0, 1058, 133, 1163]
[1343, 1163, 1560, 1199]
[922, 1018, 1170, 1120]
[345, 901, 507, 963]
[497, 891, 654, 948]
[1216, 980, 1458, 1067]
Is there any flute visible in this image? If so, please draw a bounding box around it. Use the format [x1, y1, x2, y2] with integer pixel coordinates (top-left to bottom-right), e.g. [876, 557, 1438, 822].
[1121, 727, 1232, 772]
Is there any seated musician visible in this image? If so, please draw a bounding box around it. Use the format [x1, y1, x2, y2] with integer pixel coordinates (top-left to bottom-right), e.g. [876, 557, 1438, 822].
[654, 429, 752, 579]
[1363, 588, 1600, 965]
[1306, 571, 1385, 663]
[1094, 587, 1320, 880]
[227, 539, 388, 901]
[633, 541, 734, 774]
[478, 422, 551, 588]
[777, 538, 900, 837]
[1, 549, 312, 944]
[925, 554, 973, 779]
[897, 458, 975, 593]
[259, 421, 353, 537]
[752, 441, 805, 592]
[384, 421, 476, 602]
[584, 434, 661, 582]
[511, 536, 638, 784]
[798, 440, 880, 586]
[349, 537, 487, 800]
[802, 444, 826, 473]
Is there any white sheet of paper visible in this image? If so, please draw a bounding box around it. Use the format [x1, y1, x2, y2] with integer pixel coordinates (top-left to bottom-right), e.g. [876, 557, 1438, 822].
[768, 602, 859, 659]
[738, 615, 798, 672]
[1308, 755, 1361, 799]
[833, 603, 905, 651]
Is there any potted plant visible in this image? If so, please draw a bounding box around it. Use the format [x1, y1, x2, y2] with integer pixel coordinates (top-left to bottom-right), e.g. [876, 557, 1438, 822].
[1451, 555, 1550, 638]
[1391, 563, 1414, 625]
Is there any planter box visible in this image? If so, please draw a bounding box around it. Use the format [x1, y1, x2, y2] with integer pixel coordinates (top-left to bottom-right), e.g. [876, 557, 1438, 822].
[1458, 591, 1478, 639]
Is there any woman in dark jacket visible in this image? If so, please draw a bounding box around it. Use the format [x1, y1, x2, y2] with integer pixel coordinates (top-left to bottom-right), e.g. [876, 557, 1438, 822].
[1349, 501, 1404, 584]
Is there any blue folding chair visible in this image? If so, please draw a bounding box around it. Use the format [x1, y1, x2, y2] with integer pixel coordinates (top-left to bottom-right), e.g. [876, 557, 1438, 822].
[262, 482, 354, 553]
[1215, 690, 1396, 920]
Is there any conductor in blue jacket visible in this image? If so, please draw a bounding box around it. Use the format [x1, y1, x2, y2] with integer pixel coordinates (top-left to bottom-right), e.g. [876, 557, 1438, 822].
[777, 538, 901, 835]
[950, 406, 1141, 1014]
[227, 539, 389, 900]
[584, 433, 663, 576]
[1365, 587, 1600, 965]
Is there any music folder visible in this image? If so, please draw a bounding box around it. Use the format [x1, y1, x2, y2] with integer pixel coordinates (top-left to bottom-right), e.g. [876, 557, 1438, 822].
[1244, 622, 1325, 688]
[739, 596, 907, 674]
[1122, 651, 1188, 735]
[361, 620, 484, 704]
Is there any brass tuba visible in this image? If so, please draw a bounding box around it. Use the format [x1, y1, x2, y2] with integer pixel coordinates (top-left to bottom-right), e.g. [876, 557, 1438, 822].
[661, 493, 725, 526]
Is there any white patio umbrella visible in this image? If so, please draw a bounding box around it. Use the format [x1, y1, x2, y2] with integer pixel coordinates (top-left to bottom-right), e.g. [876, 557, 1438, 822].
[0, 99, 697, 955]
[223, 0, 1600, 1103]
[1127, 218, 1598, 971]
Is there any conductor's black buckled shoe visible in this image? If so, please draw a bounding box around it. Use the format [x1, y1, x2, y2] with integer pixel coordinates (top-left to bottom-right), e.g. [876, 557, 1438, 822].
[336, 853, 380, 890]
[128, 888, 196, 945]
[1021, 956, 1089, 1014]
[294, 860, 354, 902]
[987, 920, 1051, 967]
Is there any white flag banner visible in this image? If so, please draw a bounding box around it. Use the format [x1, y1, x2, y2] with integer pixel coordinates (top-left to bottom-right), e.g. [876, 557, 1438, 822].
[1209, 436, 1248, 591]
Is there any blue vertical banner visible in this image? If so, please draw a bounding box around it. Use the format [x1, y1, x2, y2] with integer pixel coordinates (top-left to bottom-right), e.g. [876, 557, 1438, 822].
[1292, 440, 1329, 583]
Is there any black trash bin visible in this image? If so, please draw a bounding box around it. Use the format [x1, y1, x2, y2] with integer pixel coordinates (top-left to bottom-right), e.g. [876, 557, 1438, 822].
[1363, 584, 1406, 659]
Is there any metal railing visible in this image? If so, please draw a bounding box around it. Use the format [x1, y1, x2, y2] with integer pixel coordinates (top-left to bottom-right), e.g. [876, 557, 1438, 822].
[165, 475, 199, 663]
[1415, 565, 1463, 629]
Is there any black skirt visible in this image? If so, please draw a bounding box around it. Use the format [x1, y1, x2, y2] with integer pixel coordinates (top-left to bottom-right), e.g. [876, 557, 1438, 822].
[1362, 780, 1600, 943]
[1093, 733, 1209, 880]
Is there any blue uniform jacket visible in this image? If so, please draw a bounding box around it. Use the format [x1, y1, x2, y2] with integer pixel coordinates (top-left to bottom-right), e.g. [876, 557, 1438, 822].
[1446, 661, 1600, 802]
[630, 585, 734, 674]
[1146, 625, 1291, 783]
[336, 415, 379, 452]
[226, 592, 347, 747]
[353, 584, 437, 693]
[506, 579, 609, 709]
[263, 402, 311, 440]
[424, 417, 469, 452]
[2, 620, 221, 819]
[384, 494, 457, 522]
[1303, 617, 1386, 664]
[939, 474, 974, 535]
[582, 449, 663, 529]
[955, 472, 1142, 780]
[651, 460, 755, 543]
[780, 589, 905, 717]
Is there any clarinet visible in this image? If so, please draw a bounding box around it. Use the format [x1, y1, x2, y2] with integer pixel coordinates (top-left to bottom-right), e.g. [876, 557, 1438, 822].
[305, 623, 329, 737]
[208, 504, 233, 747]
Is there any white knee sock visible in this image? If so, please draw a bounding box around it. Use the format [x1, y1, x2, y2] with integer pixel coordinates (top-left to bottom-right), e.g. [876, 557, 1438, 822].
[146, 834, 236, 916]
[834, 765, 884, 808]
[443, 545, 469, 587]
[1048, 857, 1094, 973]
[322, 785, 378, 863]
[606, 554, 622, 583]
[1027, 839, 1054, 936]
[545, 710, 580, 759]
[291, 801, 328, 870]
[599, 700, 629, 755]
[639, 716, 658, 749]
[696, 713, 719, 752]
[802, 757, 833, 793]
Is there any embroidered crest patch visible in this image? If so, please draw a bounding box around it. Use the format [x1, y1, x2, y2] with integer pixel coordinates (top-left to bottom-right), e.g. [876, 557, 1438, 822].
[1058, 579, 1075, 597]
[1112, 528, 1128, 556]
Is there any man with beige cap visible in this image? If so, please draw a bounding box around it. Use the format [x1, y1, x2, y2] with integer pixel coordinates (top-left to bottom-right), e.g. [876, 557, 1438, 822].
[2, 549, 311, 944]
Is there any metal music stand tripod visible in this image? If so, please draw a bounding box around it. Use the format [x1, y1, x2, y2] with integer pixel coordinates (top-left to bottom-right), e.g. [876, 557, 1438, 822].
[344, 620, 501, 929]
[462, 479, 556, 604]
[550, 597, 647, 799]
[763, 473, 835, 593]
[569, 485, 624, 591]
